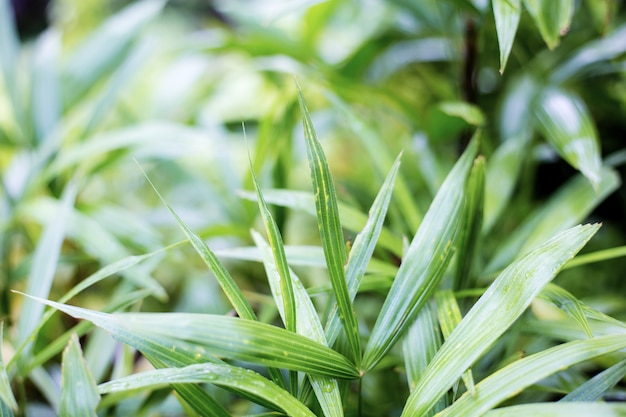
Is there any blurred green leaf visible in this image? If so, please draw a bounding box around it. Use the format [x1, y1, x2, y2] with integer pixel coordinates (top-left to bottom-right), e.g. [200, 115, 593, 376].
[583, 0, 616, 34]
[438, 101, 485, 126]
[523, 0, 574, 49]
[535, 86, 602, 188]
[0, 326, 17, 412]
[0, 0, 25, 141]
[486, 168, 619, 273]
[560, 358, 626, 401]
[401, 224, 600, 416]
[362, 135, 479, 371]
[493, 0, 521, 73]
[99, 362, 315, 417]
[0, 399, 14, 417]
[298, 87, 361, 364]
[437, 334, 626, 417]
[252, 231, 343, 417]
[60, 334, 100, 417]
[484, 402, 626, 417]
[19, 295, 361, 380]
[32, 29, 61, 145]
[62, 0, 164, 107]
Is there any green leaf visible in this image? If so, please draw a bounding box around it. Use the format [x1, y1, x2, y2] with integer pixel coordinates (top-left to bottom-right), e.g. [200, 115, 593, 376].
[250, 167, 296, 334]
[484, 402, 626, 417]
[0, 398, 14, 417]
[560, 358, 626, 401]
[436, 335, 626, 417]
[534, 86, 603, 189]
[16, 179, 78, 353]
[539, 284, 592, 338]
[98, 363, 315, 417]
[325, 153, 401, 346]
[0, 0, 25, 140]
[493, 0, 521, 73]
[0, 325, 17, 412]
[401, 223, 600, 416]
[523, 0, 574, 49]
[238, 189, 402, 257]
[32, 29, 62, 145]
[486, 168, 618, 273]
[252, 231, 343, 417]
[60, 334, 100, 417]
[18, 295, 361, 380]
[438, 101, 485, 126]
[454, 156, 484, 292]
[362, 135, 479, 371]
[138, 164, 257, 321]
[298, 86, 361, 364]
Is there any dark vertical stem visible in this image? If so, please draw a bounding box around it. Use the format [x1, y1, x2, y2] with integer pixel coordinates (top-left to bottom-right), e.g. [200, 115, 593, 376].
[460, 16, 478, 152]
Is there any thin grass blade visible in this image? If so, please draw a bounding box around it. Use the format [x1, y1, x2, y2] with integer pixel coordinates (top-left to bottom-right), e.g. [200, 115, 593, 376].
[251, 231, 343, 417]
[138, 164, 256, 321]
[18, 295, 360, 379]
[535, 86, 603, 189]
[325, 153, 401, 346]
[539, 283, 593, 338]
[437, 335, 626, 417]
[32, 29, 62, 145]
[401, 223, 600, 416]
[0, 326, 17, 412]
[560, 358, 626, 402]
[362, 135, 479, 371]
[493, 0, 521, 73]
[298, 86, 361, 364]
[99, 363, 315, 417]
[484, 402, 626, 417]
[59, 334, 100, 417]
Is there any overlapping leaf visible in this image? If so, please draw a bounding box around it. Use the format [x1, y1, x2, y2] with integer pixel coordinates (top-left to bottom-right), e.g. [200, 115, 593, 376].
[59, 334, 100, 417]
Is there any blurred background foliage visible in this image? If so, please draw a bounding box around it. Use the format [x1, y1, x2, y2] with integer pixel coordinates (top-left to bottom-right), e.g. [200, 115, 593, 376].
[1, 0, 626, 415]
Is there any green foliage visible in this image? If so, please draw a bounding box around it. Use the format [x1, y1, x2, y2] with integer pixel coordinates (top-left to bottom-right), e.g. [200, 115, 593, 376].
[2, 0, 626, 416]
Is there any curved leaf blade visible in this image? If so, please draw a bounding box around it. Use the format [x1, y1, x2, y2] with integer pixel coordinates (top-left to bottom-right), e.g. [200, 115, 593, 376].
[493, 0, 521, 73]
[60, 334, 100, 417]
[560, 358, 626, 402]
[401, 223, 600, 416]
[484, 402, 626, 417]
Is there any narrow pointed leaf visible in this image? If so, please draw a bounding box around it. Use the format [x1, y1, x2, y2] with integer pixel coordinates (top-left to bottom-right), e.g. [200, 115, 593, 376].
[139, 165, 256, 321]
[485, 402, 626, 417]
[437, 335, 626, 417]
[362, 136, 479, 371]
[298, 87, 361, 364]
[250, 169, 296, 333]
[325, 153, 401, 346]
[539, 284, 592, 338]
[401, 224, 600, 416]
[523, 0, 573, 49]
[19, 296, 360, 379]
[535, 87, 602, 189]
[253, 232, 343, 417]
[60, 334, 100, 417]
[487, 168, 618, 272]
[493, 0, 521, 73]
[98, 363, 315, 417]
[0, 326, 17, 412]
[32, 29, 62, 144]
[560, 358, 626, 402]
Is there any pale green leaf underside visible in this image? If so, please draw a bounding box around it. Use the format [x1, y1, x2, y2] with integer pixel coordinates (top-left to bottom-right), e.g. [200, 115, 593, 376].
[99, 363, 315, 417]
[401, 223, 600, 416]
[484, 402, 626, 417]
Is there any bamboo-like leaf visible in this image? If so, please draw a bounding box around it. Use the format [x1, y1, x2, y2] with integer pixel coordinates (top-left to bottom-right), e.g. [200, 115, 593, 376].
[0, 0, 24, 140]
[493, 0, 521, 73]
[435, 291, 475, 396]
[298, 87, 361, 364]
[60, 334, 100, 417]
[253, 231, 343, 417]
[523, 0, 574, 50]
[325, 153, 401, 346]
[401, 223, 600, 416]
[362, 135, 479, 371]
[437, 335, 626, 417]
[535, 86, 603, 189]
[0, 326, 17, 412]
[32, 29, 62, 145]
[238, 189, 401, 256]
[484, 402, 626, 417]
[18, 295, 360, 380]
[250, 168, 296, 334]
[138, 164, 256, 321]
[486, 168, 618, 273]
[402, 304, 445, 416]
[560, 358, 626, 402]
[454, 156, 484, 292]
[98, 363, 315, 417]
[539, 284, 592, 338]
[16, 179, 78, 352]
